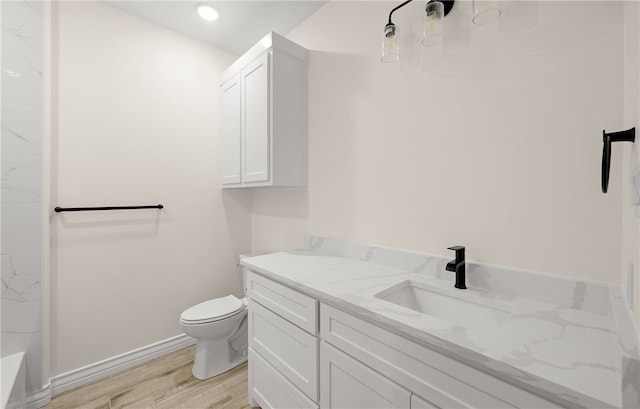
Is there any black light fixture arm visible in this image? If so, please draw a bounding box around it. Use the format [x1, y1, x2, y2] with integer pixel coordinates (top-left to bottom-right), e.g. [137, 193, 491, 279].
[388, 0, 414, 25]
[601, 127, 635, 193]
[386, 0, 455, 26]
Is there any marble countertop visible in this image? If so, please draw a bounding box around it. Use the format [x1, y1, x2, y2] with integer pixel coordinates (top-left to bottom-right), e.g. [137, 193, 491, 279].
[241, 236, 640, 409]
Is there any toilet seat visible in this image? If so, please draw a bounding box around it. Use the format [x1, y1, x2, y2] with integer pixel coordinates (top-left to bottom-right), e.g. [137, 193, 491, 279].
[180, 295, 245, 324]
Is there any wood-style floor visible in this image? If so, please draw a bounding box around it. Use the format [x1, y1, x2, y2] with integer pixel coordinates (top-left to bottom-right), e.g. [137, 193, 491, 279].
[44, 345, 255, 409]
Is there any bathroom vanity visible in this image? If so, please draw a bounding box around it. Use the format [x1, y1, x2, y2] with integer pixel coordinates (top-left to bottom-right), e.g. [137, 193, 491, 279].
[242, 237, 640, 409]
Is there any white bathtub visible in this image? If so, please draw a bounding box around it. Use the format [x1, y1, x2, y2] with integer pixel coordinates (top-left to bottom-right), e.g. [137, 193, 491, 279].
[1, 352, 26, 409]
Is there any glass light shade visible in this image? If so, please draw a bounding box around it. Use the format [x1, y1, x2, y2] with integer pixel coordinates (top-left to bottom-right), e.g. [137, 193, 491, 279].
[472, 0, 501, 25]
[422, 1, 444, 47]
[381, 24, 400, 63]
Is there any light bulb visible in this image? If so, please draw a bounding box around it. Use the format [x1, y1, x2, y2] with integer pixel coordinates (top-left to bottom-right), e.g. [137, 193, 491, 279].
[196, 4, 219, 21]
[381, 23, 400, 63]
[422, 1, 444, 47]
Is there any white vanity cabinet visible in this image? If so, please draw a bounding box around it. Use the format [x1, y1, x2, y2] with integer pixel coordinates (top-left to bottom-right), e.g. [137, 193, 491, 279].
[320, 304, 559, 409]
[247, 271, 319, 409]
[220, 32, 307, 188]
[246, 271, 561, 409]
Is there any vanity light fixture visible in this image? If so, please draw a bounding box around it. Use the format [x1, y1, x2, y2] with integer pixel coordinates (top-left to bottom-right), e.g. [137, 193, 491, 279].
[382, 0, 455, 63]
[381, 0, 501, 63]
[196, 4, 219, 21]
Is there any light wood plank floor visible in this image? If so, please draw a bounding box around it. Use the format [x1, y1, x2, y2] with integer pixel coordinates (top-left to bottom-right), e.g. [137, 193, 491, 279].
[45, 345, 255, 409]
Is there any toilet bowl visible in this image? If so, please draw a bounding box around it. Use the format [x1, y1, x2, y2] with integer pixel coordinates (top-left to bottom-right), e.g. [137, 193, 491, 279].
[180, 295, 248, 380]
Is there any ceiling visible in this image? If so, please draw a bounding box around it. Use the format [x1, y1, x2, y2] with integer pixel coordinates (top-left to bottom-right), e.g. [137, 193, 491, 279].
[103, 1, 327, 55]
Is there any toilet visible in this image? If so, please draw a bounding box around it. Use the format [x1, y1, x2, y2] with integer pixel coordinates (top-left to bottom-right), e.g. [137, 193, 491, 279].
[180, 258, 249, 380]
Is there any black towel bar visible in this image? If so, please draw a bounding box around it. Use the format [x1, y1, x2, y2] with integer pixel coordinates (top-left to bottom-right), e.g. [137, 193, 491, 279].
[54, 204, 164, 213]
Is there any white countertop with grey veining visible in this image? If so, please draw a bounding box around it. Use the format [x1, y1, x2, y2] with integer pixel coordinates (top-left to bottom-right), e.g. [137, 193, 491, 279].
[241, 237, 640, 409]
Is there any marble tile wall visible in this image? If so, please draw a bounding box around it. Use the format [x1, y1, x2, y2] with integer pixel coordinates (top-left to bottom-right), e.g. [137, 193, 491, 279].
[1, 0, 44, 394]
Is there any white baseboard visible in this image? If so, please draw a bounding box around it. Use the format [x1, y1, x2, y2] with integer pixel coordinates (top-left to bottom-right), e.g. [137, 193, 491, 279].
[25, 384, 51, 409]
[26, 334, 195, 407]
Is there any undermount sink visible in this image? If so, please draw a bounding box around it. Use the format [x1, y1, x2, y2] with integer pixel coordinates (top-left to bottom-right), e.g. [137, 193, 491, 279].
[375, 280, 513, 331]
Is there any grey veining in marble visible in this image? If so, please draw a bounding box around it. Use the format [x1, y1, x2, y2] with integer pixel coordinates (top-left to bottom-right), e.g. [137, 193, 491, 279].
[243, 236, 640, 409]
[1, 254, 42, 303]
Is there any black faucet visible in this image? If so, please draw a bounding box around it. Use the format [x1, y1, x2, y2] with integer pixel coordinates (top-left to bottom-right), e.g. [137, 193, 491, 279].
[446, 246, 466, 289]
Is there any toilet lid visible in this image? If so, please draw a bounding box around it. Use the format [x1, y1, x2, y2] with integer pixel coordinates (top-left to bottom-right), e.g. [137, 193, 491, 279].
[181, 295, 244, 324]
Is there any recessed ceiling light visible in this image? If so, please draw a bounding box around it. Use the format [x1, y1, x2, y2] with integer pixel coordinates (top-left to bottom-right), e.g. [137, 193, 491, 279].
[196, 4, 218, 21]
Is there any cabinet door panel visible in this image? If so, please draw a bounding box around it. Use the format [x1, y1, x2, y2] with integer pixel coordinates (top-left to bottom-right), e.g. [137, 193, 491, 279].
[249, 300, 318, 400]
[220, 76, 241, 184]
[242, 53, 270, 183]
[321, 342, 410, 409]
[248, 271, 318, 335]
[249, 347, 318, 409]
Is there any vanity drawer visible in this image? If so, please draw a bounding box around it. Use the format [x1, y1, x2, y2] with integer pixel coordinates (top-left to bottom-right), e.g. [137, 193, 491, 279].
[249, 299, 318, 401]
[321, 304, 558, 409]
[249, 347, 318, 409]
[247, 271, 318, 334]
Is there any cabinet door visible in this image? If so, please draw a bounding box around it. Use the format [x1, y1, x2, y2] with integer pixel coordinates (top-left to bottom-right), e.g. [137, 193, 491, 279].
[249, 348, 318, 409]
[249, 300, 318, 400]
[242, 52, 270, 183]
[220, 75, 241, 185]
[320, 342, 410, 409]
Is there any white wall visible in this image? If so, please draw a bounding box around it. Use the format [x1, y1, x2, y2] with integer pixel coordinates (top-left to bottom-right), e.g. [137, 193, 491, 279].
[51, 1, 250, 376]
[252, 1, 626, 285]
[48, 0, 636, 377]
[623, 1, 640, 328]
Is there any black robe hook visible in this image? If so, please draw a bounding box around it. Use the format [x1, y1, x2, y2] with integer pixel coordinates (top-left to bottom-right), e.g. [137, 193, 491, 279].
[602, 127, 635, 193]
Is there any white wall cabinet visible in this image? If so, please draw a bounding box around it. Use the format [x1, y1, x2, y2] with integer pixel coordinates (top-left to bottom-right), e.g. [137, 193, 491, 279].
[220, 32, 307, 188]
